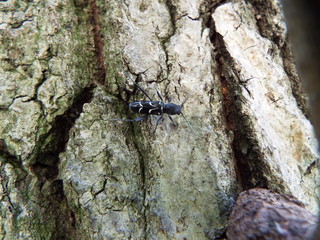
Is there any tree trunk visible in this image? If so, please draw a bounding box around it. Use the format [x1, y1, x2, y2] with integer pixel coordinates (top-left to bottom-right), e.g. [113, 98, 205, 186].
[0, 0, 318, 239]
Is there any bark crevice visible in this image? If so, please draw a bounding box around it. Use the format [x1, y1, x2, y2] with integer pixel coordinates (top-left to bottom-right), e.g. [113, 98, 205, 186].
[208, 14, 285, 192]
[27, 84, 95, 239]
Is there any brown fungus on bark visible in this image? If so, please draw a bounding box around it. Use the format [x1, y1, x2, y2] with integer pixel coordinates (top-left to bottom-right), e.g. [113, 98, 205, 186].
[227, 188, 318, 240]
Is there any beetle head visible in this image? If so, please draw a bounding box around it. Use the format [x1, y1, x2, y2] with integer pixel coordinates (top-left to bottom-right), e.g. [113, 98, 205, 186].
[164, 103, 182, 115]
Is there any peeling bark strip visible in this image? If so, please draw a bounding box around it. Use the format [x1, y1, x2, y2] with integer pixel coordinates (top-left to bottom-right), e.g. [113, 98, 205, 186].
[248, 0, 310, 118]
[89, 0, 107, 85]
[210, 1, 319, 211]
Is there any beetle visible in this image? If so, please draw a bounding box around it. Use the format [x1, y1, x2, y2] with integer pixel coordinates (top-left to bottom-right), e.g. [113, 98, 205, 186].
[110, 74, 191, 132]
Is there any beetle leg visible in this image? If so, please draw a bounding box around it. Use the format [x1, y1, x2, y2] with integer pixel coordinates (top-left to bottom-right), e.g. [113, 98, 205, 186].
[154, 115, 164, 133]
[168, 115, 176, 125]
[109, 115, 149, 122]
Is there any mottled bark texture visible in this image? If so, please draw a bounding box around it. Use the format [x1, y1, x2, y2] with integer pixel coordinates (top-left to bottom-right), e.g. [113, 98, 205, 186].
[0, 0, 318, 239]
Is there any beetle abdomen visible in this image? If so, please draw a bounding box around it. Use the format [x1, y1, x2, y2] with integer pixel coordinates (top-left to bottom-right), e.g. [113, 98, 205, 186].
[129, 101, 164, 115]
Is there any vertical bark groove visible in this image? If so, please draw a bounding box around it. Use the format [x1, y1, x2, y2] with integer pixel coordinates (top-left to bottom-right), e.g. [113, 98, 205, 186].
[89, 0, 107, 86]
[208, 8, 285, 192]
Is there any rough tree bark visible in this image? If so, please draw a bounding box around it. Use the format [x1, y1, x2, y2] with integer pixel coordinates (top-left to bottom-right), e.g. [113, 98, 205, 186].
[0, 0, 318, 239]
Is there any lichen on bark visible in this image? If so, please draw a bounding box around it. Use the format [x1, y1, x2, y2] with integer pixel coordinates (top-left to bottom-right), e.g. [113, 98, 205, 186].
[0, 0, 95, 239]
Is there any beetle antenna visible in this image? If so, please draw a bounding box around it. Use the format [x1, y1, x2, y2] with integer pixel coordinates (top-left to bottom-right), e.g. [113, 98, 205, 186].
[129, 77, 153, 101]
[180, 95, 189, 108]
[156, 89, 164, 102]
[181, 112, 192, 129]
[122, 70, 153, 101]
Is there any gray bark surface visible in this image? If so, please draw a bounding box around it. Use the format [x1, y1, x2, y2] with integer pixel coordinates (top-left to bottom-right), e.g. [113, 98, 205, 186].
[0, 0, 318, 239]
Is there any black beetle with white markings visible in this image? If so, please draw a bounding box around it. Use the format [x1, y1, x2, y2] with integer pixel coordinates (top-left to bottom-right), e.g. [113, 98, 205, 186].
[129, 101, 183, 116]
[110, 73, 190, 132]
